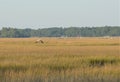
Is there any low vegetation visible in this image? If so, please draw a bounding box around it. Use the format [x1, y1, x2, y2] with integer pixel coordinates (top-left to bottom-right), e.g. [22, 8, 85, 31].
[0, 37, 120, 82]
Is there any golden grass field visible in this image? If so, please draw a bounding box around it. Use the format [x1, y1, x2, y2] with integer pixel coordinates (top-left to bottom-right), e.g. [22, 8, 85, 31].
[0, 37, 120, 82]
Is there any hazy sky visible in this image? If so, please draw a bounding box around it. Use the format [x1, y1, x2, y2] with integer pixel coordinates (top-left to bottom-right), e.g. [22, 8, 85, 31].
[0, 0, 119, 29]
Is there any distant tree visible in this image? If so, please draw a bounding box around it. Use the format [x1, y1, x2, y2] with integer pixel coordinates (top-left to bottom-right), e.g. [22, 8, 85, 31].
[64, 27, 80, 37]
[1, 27, 10, 37]
[0, 26, 120, 38]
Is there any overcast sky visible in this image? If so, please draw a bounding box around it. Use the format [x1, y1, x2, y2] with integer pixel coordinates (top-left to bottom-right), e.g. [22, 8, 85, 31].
[0, 0, 119, 29]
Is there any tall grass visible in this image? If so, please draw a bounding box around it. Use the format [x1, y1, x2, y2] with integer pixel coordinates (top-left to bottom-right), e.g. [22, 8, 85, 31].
[0, 37, 120, 82]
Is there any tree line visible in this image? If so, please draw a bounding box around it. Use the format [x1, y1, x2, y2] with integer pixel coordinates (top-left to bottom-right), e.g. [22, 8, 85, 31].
[0, 26, 120, 37]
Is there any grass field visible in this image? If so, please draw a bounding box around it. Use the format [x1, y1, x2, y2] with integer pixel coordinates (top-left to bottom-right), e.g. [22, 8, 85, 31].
[0, 37, 120, 82]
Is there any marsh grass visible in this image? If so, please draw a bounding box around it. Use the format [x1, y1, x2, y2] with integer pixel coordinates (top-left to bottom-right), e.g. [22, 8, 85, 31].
[88, 57, 118, 67]
[0, 37, 120, 82]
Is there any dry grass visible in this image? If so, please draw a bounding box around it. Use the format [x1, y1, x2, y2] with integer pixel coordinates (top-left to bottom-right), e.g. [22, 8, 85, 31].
[0, 37, 120, 82]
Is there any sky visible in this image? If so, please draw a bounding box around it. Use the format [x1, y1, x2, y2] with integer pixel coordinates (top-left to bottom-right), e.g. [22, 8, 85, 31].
[0, 0, 119, 29]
